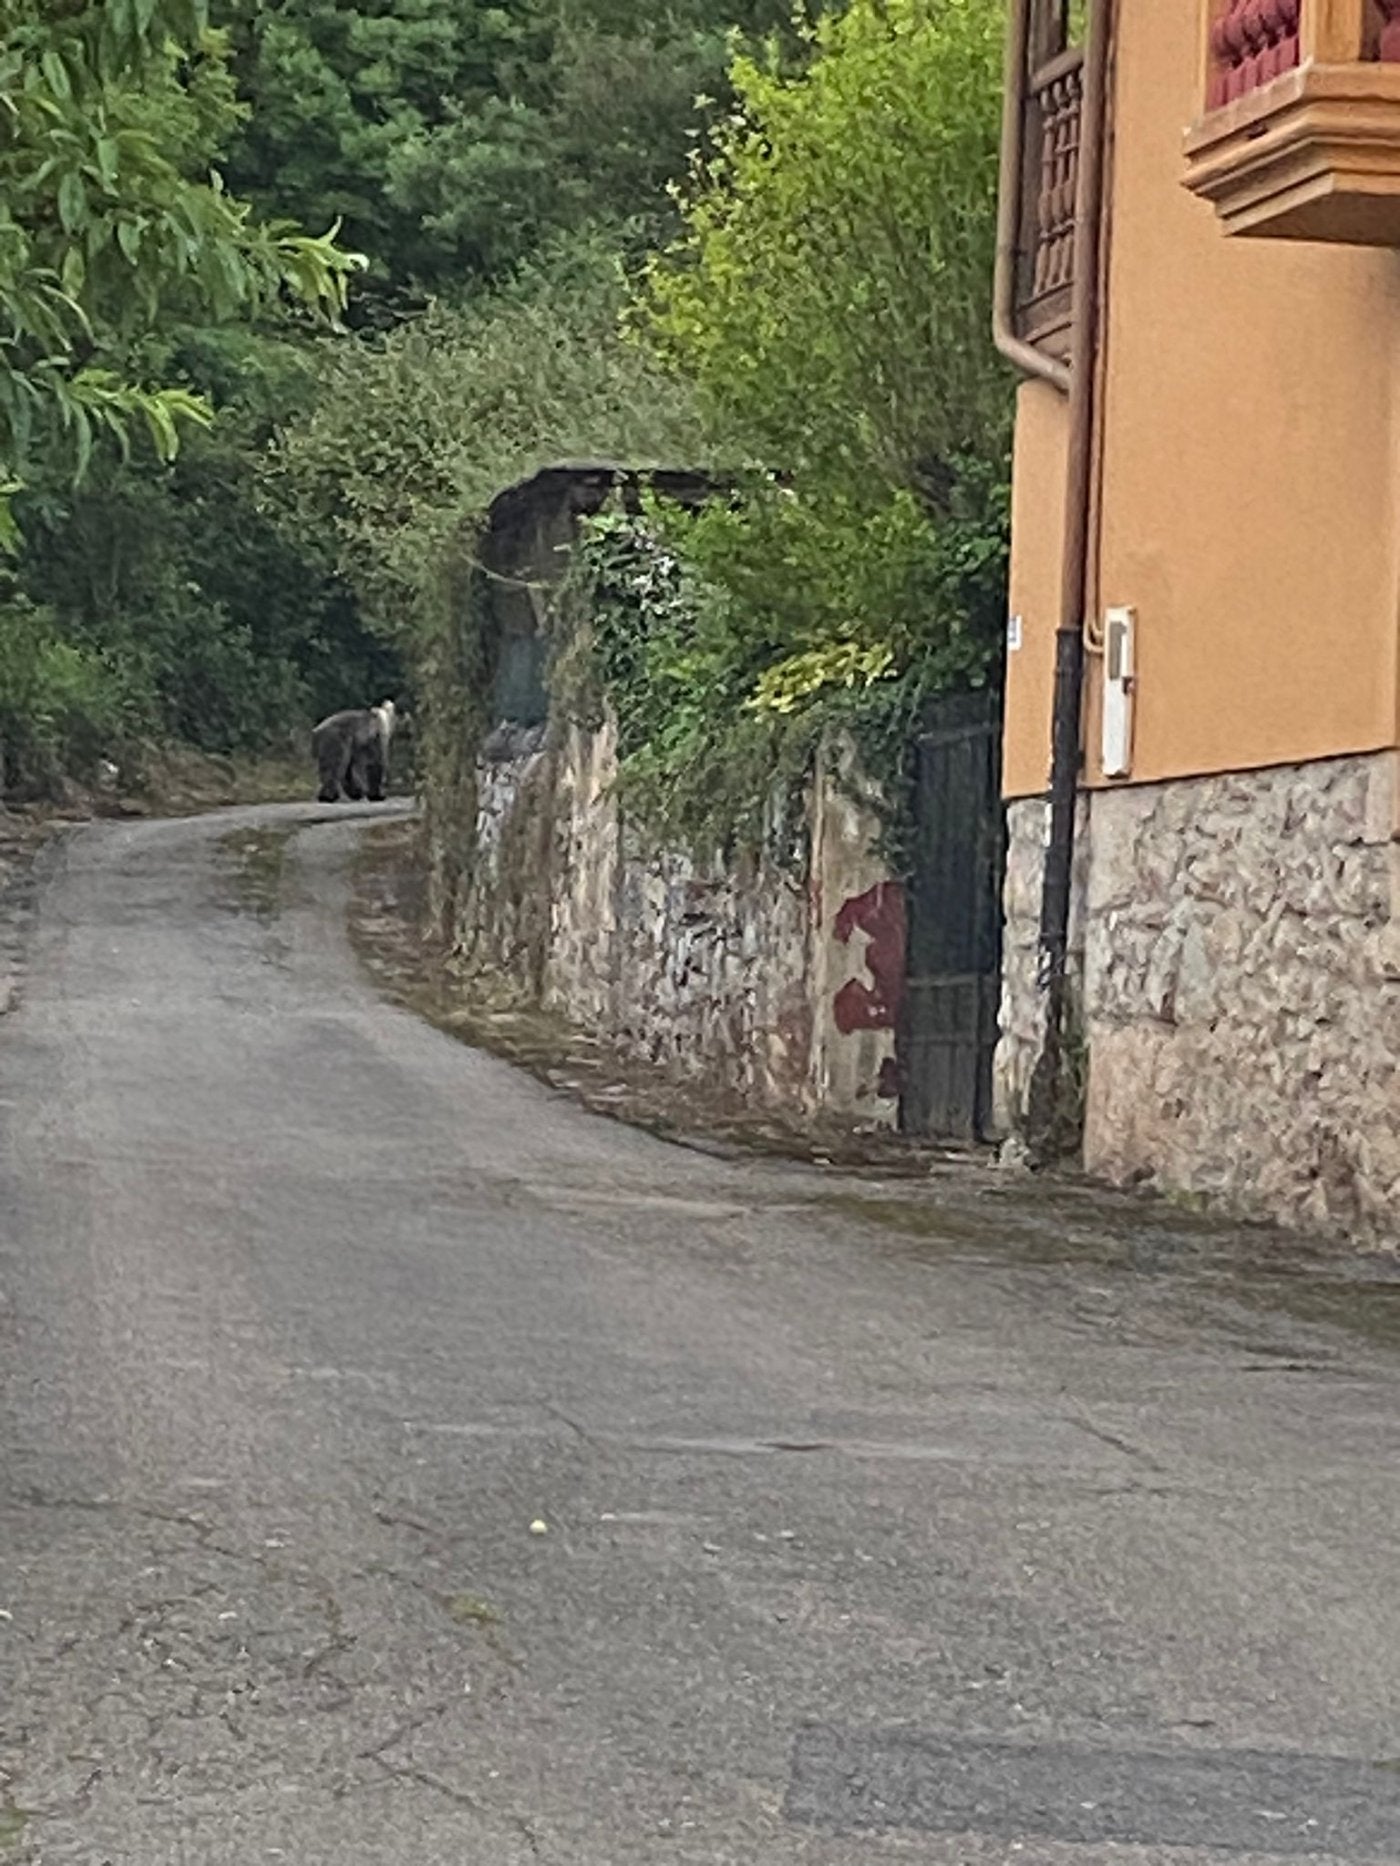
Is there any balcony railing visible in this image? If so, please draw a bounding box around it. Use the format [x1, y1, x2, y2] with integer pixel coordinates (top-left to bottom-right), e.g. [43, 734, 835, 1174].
[1013, 4, 1085, 360]
[1207, 0, 1302, 107]
[1186, 0, 1400, 244]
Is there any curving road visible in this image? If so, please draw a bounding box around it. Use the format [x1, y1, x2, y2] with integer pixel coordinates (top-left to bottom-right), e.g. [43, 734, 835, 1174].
[2, 803, 1400, 1863]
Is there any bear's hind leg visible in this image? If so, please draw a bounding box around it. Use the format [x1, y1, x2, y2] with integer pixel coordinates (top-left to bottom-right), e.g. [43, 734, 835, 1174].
[315, 734, 343, 803]
[364, 745, 387, 803]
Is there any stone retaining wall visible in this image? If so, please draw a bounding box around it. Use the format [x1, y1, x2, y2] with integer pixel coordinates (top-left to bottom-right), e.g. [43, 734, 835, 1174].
[451, 721, 902, 1126]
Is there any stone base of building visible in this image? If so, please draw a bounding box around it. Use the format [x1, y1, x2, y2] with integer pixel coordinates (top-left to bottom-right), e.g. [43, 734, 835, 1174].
[997, 752, 1400, 1242]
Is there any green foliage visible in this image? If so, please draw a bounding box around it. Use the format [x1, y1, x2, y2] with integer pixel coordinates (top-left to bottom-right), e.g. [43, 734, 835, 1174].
[0, 594, 147, 795]
[220, 0, 545, 300]
[577, 0, 1015, 855]
[0, 1, 378, 789]
[13, 334, 400, 757]
[678, 468, 1007, 702]
[0, 0, 359, 523]
[270, 231, 704, 631]
[220, 0, 818, 305]
[558, 501, 813, 855]
[414, 544, 494, 941]
[560, 470, 1007, 860]
[644, 0, 1010, 509]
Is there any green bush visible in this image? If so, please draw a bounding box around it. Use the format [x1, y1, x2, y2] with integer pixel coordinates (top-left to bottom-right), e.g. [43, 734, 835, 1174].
[644, 0, 1010, 505]
[0, 599, 147, 796]
[557, 461, 1007, 862]
[603, 0, 1011, 856]
[271, 229, 704, 890]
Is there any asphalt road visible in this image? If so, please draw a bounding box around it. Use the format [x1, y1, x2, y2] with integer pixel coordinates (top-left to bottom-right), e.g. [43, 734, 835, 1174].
[3, 802, 1400, 1865]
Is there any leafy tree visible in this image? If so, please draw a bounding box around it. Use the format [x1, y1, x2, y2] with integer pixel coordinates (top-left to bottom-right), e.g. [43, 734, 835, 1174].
[0, 0, 358, 536]
[270, 230, 704, 628]
[644, 0, 1009, 514]
[0, 0, 366, 792]
[388, 16, 771, 277]
[219, 0, 827, 305]
[219, 0, 547, 303]
[620, 0, 1010, 775]
[519, 0, 1014, 854]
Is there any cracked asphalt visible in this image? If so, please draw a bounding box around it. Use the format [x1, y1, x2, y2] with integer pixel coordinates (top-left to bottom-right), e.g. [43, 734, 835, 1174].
[2, 801, 1400, 1864]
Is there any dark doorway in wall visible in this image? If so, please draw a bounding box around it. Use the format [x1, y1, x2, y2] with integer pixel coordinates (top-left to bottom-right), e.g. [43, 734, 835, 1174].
[899, 691, 1005, 1141]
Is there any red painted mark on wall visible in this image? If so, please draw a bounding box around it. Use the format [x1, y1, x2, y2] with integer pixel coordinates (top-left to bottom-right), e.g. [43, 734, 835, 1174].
[832, 881, 906, 1036]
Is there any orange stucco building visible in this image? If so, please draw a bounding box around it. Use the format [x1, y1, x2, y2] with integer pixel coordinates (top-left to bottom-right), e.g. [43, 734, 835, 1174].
[997, 0, 1400, 1236]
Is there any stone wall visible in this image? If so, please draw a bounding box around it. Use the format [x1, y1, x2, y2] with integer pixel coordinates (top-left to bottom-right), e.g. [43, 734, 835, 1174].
[998, 752, 1400, 1241]
[459, 722, 554, 995]
[454, 720, 902, 1126]
[994, 795, 1089, 1136]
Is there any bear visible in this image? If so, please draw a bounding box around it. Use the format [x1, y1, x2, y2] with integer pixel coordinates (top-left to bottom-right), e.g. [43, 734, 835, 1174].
[312, 699, 397, 804]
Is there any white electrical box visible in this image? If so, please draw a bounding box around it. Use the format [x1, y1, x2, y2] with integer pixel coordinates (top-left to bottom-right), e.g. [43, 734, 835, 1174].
[1101, 605, 1135, 779]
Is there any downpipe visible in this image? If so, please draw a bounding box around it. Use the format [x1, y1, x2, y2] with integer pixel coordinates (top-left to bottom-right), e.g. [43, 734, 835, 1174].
[993, 0, 1112, 1158]
[992, 0, 1072, 396]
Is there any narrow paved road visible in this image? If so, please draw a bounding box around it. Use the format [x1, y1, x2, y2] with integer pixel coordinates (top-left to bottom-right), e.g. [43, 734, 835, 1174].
[3, 805, 1400, 1865]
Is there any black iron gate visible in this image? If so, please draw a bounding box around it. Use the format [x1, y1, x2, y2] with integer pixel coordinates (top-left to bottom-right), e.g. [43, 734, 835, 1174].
[899, 691, 1005, 1141]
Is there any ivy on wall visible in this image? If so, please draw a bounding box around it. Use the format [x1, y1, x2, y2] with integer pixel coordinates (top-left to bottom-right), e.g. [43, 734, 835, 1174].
[554, 472, 1006, 869]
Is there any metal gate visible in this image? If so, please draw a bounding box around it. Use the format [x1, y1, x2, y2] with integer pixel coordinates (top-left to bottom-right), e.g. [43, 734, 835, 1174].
[899, 691, 1005, 1141]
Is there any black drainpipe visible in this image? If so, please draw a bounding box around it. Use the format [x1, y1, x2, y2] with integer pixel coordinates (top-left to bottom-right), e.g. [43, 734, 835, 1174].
[992, 0, 1112, 1158]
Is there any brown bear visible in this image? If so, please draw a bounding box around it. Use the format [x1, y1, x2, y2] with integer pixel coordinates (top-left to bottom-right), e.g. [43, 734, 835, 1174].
[311, 700, 397, 803]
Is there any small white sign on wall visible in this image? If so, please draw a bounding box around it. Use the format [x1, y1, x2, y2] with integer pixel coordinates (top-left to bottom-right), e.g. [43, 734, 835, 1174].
[1102, 605, 1135, 779]
[1007, 613, 1023, 653]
